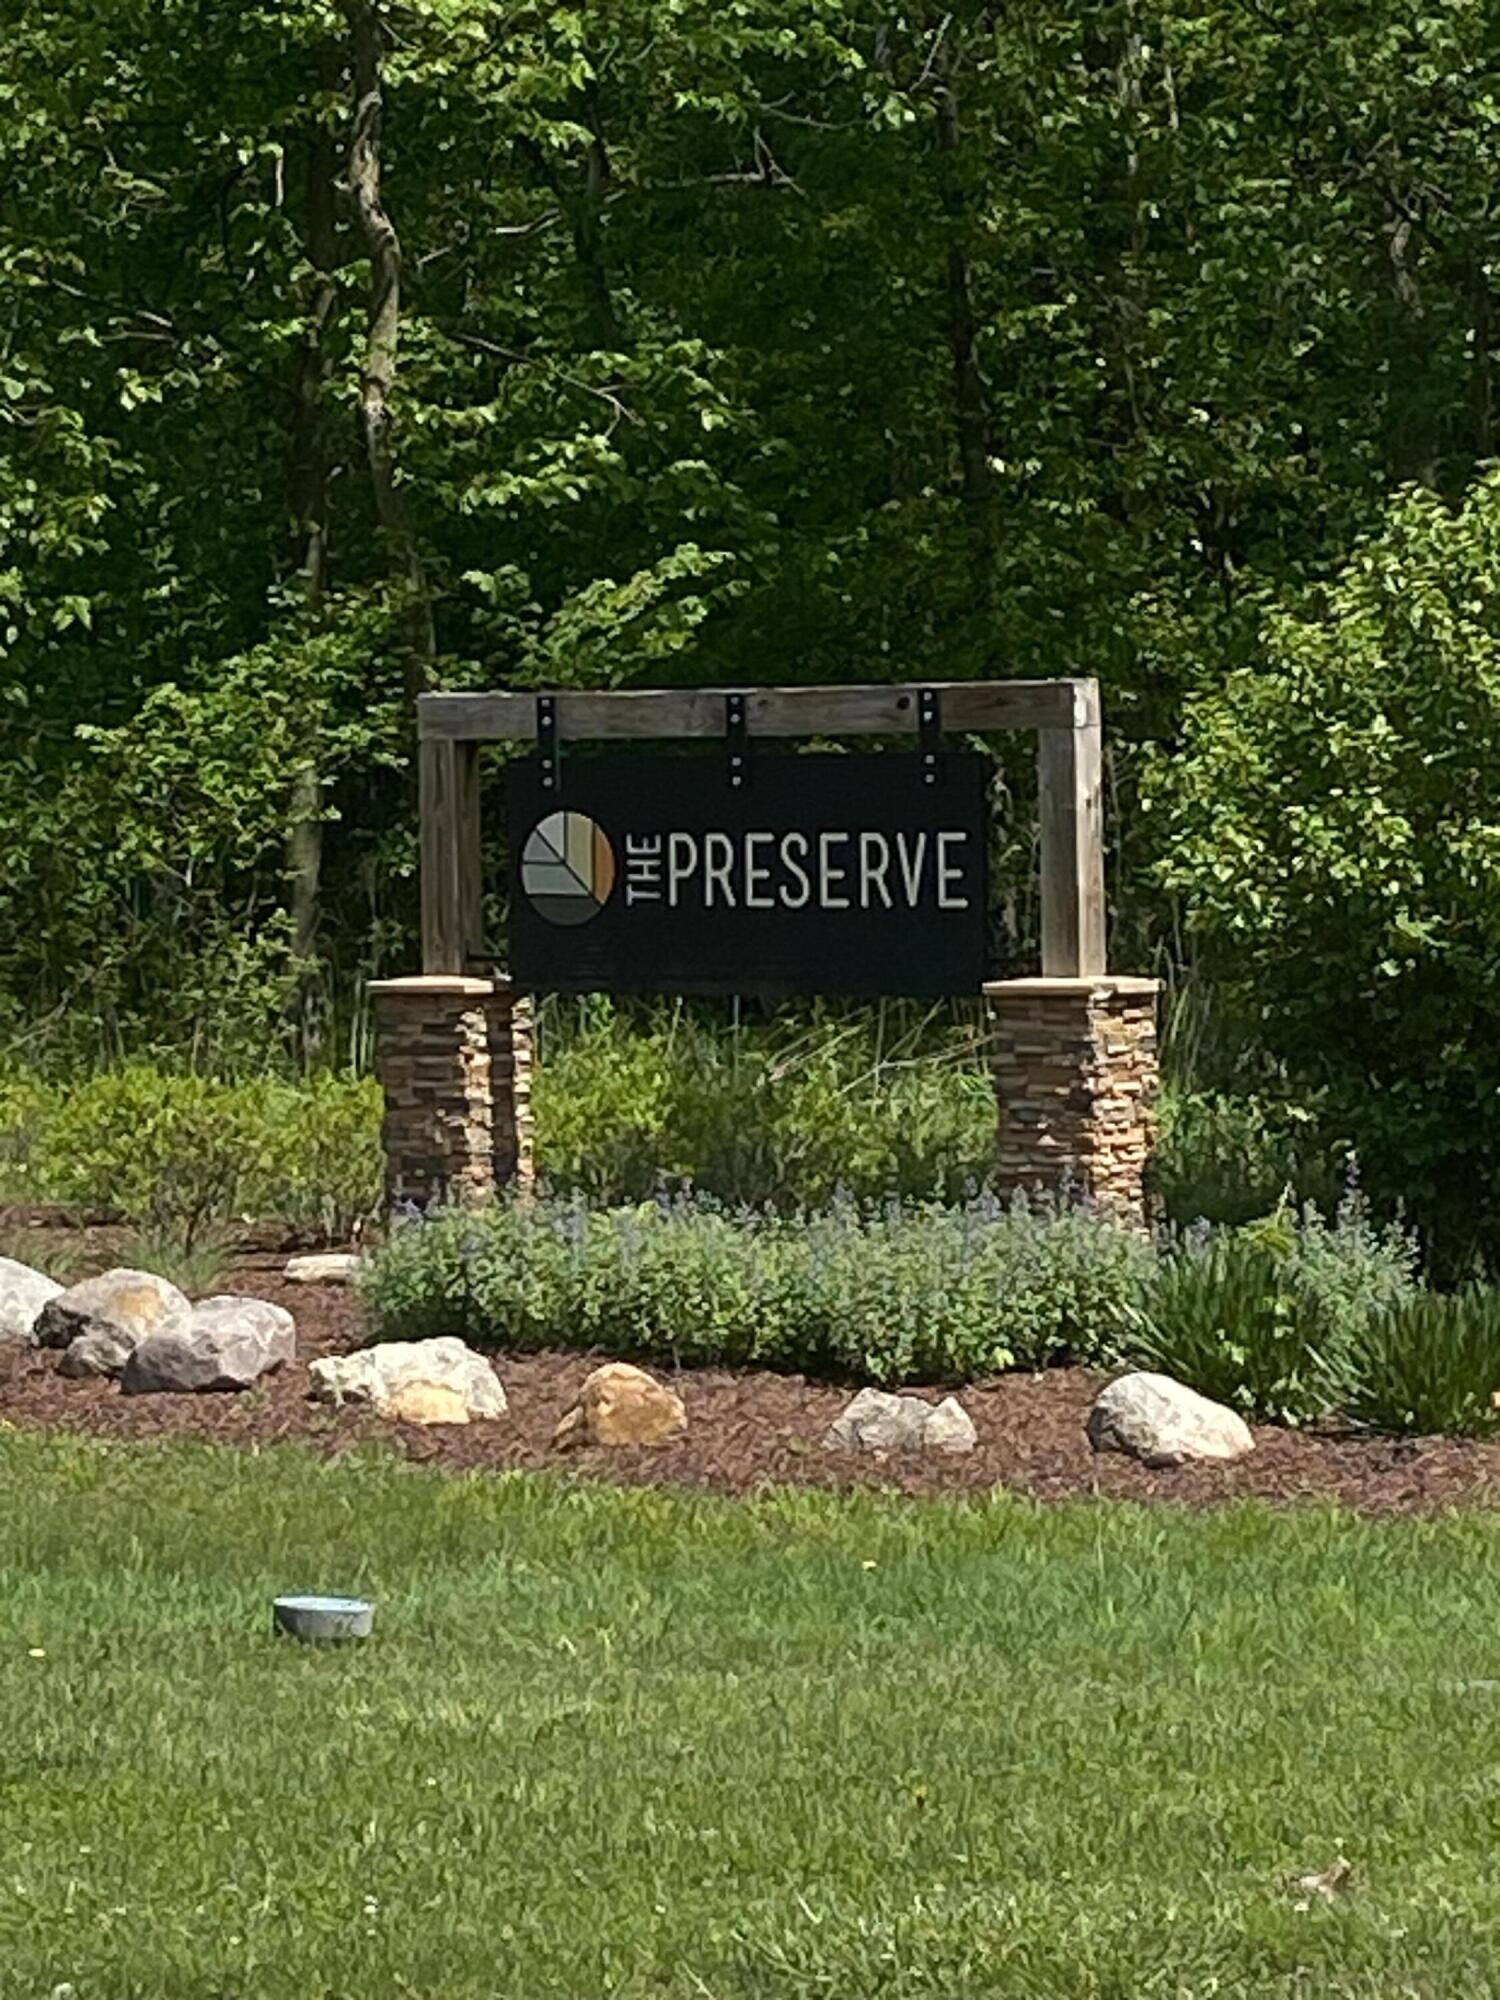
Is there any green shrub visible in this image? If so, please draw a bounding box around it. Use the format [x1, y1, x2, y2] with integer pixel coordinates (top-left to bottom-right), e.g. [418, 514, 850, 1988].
[0, 1065, 382, 1245]
[361, 1194, 1156, 1386]
[1344, 1291, 1500, 1438]
[1147, 471, 1500, 1272]
[1126, 1204, 1418, 1424]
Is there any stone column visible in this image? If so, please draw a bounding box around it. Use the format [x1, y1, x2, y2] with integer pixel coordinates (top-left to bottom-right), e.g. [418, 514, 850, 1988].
[984, 977, 1161, 1225]
[368, 975, 535, 1211]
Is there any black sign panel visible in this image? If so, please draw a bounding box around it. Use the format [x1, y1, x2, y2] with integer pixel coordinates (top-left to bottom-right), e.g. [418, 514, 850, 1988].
[507, 752, 989, 997]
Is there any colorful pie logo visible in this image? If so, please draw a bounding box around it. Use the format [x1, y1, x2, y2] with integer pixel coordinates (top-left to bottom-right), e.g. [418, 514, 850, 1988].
[520, 811, 616, 926]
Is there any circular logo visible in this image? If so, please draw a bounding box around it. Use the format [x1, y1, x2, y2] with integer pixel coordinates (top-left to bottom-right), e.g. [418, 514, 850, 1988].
[520, 810, 616, 926]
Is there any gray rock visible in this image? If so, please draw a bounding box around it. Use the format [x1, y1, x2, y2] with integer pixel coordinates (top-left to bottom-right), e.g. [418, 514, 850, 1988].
[1086, 1370, 1254, 1468]
[285, 1252, 361, 1286]
[921, 1395, 979, 1454]
[35, 1268, 192, 1355]
[825, 1387, 977, 1455]
[307, 1337, 506, 1421]
[122, 1296, 296, 1396]
[0, 1256, 63, 1345]
[59, 1328, 137, 1379]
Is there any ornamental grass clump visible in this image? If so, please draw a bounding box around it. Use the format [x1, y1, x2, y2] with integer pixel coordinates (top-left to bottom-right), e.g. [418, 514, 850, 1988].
[1127, 1202, 1417, 1426]
[360, 1193, 1155, 1386]
[1343, 1290, 1500, 1439]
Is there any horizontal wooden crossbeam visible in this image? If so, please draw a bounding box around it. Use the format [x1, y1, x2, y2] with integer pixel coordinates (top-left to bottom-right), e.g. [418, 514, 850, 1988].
[419, 679, 1086, 743]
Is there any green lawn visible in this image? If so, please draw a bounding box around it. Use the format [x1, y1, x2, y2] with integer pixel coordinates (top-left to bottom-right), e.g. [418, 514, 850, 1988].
[3, 1435, 1500, 1997]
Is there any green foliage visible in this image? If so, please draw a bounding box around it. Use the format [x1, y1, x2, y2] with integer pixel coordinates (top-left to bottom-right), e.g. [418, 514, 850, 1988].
[1149, 472, 1500, 1269]
[362, 1194, 1157, 1385]
[0, 1066, 381, 1246]
[5, 0, 1500, 1088]
[1128, 1238, 1341, 1426]
[1126, 1204, 1419, 1424]
[1344, 1290, 1500, 1439]
[1150, 1085, 1340, 1227]
[533, 1000, 996, 1208]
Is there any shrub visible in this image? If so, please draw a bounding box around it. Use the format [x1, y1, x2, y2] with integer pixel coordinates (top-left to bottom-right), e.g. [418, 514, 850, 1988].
[1343, 1291, 1500, 1438]
[0, 1065, 382, 1245]
[361, 1194, 1156, 1386]
[1146, 470, 1500, 1272]
[1126, 1201, 1418, 1424]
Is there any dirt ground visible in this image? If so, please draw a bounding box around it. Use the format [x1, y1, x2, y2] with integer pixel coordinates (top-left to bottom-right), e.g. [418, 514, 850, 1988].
[5, 1224, 1500, 1514]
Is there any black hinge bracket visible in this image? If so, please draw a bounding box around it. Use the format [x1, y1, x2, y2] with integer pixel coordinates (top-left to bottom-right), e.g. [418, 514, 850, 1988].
[918, 686, 943, 786]
[537, 694, 560, 794]
[726, 691, 750, 792]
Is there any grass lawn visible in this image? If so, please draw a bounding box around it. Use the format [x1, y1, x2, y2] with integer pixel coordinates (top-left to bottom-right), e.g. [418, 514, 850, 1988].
[3, 1436, 1500, 1997]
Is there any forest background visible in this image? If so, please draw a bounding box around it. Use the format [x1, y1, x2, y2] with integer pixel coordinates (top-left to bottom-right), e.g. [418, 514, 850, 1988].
[5, 0, 1500, 1263]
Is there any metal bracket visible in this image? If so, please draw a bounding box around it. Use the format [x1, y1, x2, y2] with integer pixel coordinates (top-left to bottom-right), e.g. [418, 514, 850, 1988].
[725, 691, 749, 791]
[537, 694, 560, 794]
[918, 686, 943, 786]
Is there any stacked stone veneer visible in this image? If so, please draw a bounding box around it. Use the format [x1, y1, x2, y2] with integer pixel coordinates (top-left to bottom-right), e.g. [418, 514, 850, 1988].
[984, 977, 1161, 1225]
[370, 976, 534, 1210]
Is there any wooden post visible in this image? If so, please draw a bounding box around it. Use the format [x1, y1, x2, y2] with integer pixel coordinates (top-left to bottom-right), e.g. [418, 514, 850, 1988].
[1037, 677, 1106, 977]
[419, 738, 484, 975]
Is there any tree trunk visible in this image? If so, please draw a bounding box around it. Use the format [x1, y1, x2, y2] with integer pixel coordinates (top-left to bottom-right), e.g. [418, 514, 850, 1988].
[1384, 207, 1439, 487]
[1472, 253, 1493, 465]
[341, 0, 435, 679]
[933, 36, 997, 632]
[285, 51, 342, 1059]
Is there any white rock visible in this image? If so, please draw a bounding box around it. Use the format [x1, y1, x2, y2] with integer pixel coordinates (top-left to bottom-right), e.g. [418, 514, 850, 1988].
[122, 1296, 296, 1395]
[0, 1256, 63, 1345]
[285, 1253, 361, 1286]
[921, 1395, 979, 1454]
[35, 1268, 192, 1359]
[1086, 1371, 1254, 1468]
[308, 1337, 506, 1421]
[825, 1386, 976, 1454]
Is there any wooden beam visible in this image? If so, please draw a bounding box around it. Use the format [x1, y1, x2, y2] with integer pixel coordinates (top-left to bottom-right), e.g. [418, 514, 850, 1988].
[419, 679, 1079, 743]
[1037, 679, 1107, 977]
[419, 738, 484, 975]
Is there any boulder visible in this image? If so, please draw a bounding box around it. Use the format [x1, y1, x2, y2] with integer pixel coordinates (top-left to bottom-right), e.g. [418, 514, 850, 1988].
[35, 1268, 192, 1357]
[121, 1296, 296, 1396]
[1086, 1371, 1254, 1468]
[285, 1253, 361, 1286]
[824, 1387, 977, 1455]
[59, 1328, 137, 1380]
[553, 1362, 687, 1449]
[920, 1396, 979, 1454]
[308, 1337, 506, 1422]
[0, 1257, 63, 1345]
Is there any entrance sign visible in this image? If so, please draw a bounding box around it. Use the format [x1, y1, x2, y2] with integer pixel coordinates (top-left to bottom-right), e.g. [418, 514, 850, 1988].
[507, 753, 989, 997]
[415, 679, 1105, 982]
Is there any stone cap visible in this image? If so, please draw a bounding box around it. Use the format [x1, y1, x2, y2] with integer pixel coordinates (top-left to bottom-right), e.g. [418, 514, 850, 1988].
[982, 976, 1162, 998]
[368, 973, 513, 997]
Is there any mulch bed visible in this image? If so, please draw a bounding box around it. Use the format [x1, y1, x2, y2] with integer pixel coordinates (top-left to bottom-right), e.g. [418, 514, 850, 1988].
[4, 1250, 1500, 1515]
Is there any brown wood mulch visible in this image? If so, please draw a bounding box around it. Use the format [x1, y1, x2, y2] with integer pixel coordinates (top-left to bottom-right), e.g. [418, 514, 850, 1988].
[4, 1252, 1500, 1516]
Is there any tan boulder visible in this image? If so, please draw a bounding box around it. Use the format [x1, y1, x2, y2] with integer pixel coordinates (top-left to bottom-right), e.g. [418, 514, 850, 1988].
[553, 1362, 687, 1449]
